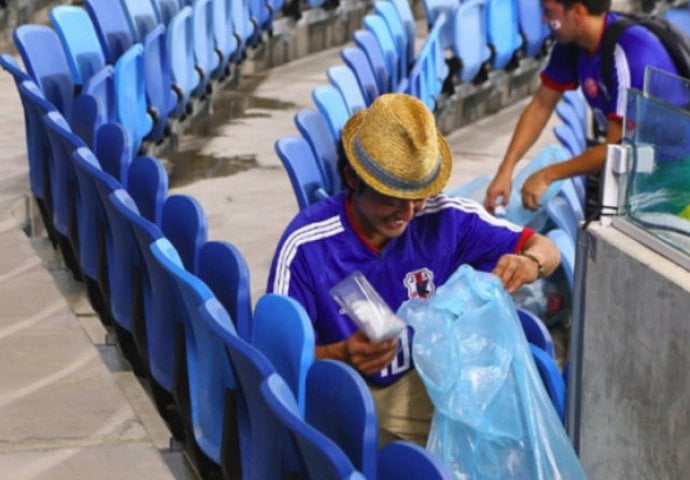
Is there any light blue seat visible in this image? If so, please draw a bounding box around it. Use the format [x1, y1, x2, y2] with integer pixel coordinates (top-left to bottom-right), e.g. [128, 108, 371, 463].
[445, 172, 491, 202]
[374, 1, 409, 75]
[452, 0, 491, 83]
[563, 88, 587, 134]
[120, 0, 160, 42]
[353, 29, 391, 94]
[546, 191, 583, 242]
[553, 122, 585, 158]
[312, 84, 350, 141]
[378, 441, 454, 480]
[665, 7, 690, 36]
[151, 0, 180, 25]
[547, 228, 575, 291]
[114, 44, 154, 155]
[305, 359, 378, 479]
[421, 0, 457, 50]
[486, 0, 523, 70]
[127, 155, 168, 226]
[529, 344, 566, 423]
[340, 46, 380, 106]
[556, 100, 587, 152]
[517, 0, 550, 58]
[83, 0, 135, 64]
[49, 5, 106, 89]
[14, 24, 74, 122]
[260, 372, 366, 480]
[327, 65, 367, 115]
[364, 14, 401, 90]
[560, 176, 585, 219]
[192, 0, 221, 96]
[212, 0, 239, 75]
[230, 0, 255, 56]
[166, 6, 200, 117]
[247, 0, 272, 40]
[197, 240, 253, 341]
[294, 108, 341, 194]
[390, 0, 416, 68]
[160, 194, 208, 273]
[252, 294, 314, 414]
[406, 12, 447, 110]
[517, 307, 555, 358]
[82, 65, 118, 138]
[275, 135, 330, 210]
[143, 25, 177, 142]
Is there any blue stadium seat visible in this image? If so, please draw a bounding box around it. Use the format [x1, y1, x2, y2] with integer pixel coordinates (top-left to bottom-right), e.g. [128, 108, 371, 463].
[252, 294, 314, 414]
[120, 0, 160, 42]
[327, 65, 367, 115]
[452, 0, 491, 83]
[126, 155, 168, 226]
[529, 344, 566, 422]
[114, 44, 154, 155]
[374, 1, 410, 75]
[69, 93, 100, 150]
[83, 0, 135, 64]
[563, 88, 587, 133]
[340, 47, 380, 106]
[197, 240, 253, 341]
[556, 100, 587, 152]
[161, 194, 208, 274]
[553, 122, 585, 158]
[151, 0, 180, 25]
[192, 0, 221, 96]
[142, 25, 177, 143]
[305, 359, 378, 478]
[406, 12, 447, 110]
[364, 14, 401, 90]
[49, 5, 106, 88]
[445, 172, 491, 202]
[260, 372, 366, 480]
[547, 228, 575, 290]
[665, 7, 690, 36]
[294, 108, 341, 194]
[275, 135, 330, 210]
[546, 191, 583, 242]
[517, 307, 556, 358]
[247, 0, 272, 40]
[82, 65, 118, 136]
[420, 0, 457, 50]
[517, 0, 551, 58]
[486, 0, 523, 69]
[390, 0, 416, 68]
[211, 0, 239, 76]
[312, 84, 351, 140]
[230, 0, 255, 56]
[166, 6, 200, 117]
[378, 441, 453, 480]
[353, 29, 391, 94]
[13, 24, 74, 122]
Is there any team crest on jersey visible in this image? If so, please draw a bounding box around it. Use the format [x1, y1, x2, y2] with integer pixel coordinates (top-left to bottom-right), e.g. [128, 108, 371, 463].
[583, 77, 599, 98]
[404, 268, 435, 300]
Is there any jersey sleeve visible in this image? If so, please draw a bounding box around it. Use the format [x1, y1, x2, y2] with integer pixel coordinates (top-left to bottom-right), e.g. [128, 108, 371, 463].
[541, 42, 580, 91]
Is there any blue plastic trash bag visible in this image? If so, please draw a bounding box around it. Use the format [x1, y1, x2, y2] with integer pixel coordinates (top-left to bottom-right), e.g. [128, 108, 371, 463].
[397, 265, 586, 480]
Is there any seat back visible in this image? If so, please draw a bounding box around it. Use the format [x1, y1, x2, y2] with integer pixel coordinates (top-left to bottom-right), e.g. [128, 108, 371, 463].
[121, 0, 160, 42]
[326, 65, 367, 115]
[82, 65, 118, 132]
[252, 294, 314, 414]
[407, 12, 447, 110]
[546, 228, 575, 290]
[192, 0, 221, 94]
[84, 0, 135, 64]
[143, 24, 176, 142]
[212, 0, 239, 72]
[114, 44, 154, 155]
[340, 47, 380, 106]
[555, 101, 587, 152]
[453, 0, 491, 83]
[229, 0, 254, 54]
[275, 135, 330, 210]
[364, 14, 401, 90]
[553, 122, 585, 158]
[374, 1, 409, 76]
[312, 84, 350, 141]
[529, 344, 566, 422]
[421, 0, 457, 50]
[197, 240, 253, 341]
[294, 108, 341, 194]
[353, 29, 390, 94]
[516, 307, 555, 358]
[167, 6, 199, 116]
[517, 0, 550, 58]
[377, 441, 453, 480]
[14, 24, 74, 120]
[161, 194, 208, 274]
[248, 0, 272, 35]
[546, 192, 581, 242]
[50, 5, 106, 87]
[486, 0, 523, 69]
[126, 155, 168, 225]
[390, 0, 416, 65]
[152, 0, 181, 25]
[305, 360, 378, 479]
[260, 372, 366, 480]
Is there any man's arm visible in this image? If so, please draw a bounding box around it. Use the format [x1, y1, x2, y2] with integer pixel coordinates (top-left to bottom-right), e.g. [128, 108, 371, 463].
[492, 232, 561, 293]
[316, 331, 398, 376]
[485, 84, 563, 212]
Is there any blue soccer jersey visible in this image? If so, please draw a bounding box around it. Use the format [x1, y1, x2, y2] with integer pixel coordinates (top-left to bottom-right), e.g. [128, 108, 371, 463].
[542, 12, 677, 133]
[267, 191, 533, 385]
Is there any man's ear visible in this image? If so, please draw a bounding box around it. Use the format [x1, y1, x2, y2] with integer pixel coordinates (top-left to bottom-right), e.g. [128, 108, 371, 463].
[343, 164, 360, 190]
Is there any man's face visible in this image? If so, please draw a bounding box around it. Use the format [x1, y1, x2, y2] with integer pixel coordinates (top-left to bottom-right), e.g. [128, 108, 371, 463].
[350, 185, 426, 249]
[542, 0, 579, 43]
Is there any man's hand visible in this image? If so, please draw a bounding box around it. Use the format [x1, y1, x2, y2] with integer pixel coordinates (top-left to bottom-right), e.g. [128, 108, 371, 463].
[484, 172, 512, 213]
[317, 331, 398, 376]
[492, 253, 542, 293]
[520, 168, 552, 211]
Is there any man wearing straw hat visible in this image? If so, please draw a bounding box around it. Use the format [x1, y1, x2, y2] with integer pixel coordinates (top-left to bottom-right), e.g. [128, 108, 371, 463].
[268, 93, 561, 446]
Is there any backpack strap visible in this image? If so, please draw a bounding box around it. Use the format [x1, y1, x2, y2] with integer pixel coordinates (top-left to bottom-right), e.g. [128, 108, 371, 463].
[600, 15, 638, 100]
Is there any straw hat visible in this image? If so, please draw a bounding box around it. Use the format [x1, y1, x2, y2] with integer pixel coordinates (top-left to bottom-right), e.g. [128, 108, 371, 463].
[341, 93, 452, 199]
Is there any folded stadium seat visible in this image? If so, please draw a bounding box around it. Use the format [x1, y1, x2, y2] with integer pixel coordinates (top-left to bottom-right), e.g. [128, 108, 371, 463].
[83, 0, 135, 65]
[364, 14, 402, 90]
[553, 122, 586, 158]
[421, 0, 457, 51]
[1, 58, 58, 247]
[294, 108, 341, 194]
[192, 0, 221, 97]
[260, 372, 367, 480]
[406, 12, 448, 110]
[76, 67, 117, 149]
[528, 344, 566, 423]
[161, 194, 208, 274]
[126, 155, 169, 227]
[378, 441, 454, 480]
[390, 0, 416, 69]
[230, 0, 255, 57]
[517, 0, 551, 58]
[326, 65, 367, 115]
[665, 6, 690, 35]
[562, 89, 587, 135]
[251, 294, 315, 414]
[486, 0, 523, 70]
[247, 0, 273, 42]
[211, 0, 240, 78]
[13, 24, 74, 122]
[120, 0, 161, 42]
[374, 1, 410, 75]
[143, 25, 178, 143]
[312, 84, 351, 140]
[151, 0, 181, 25]
[517, 307, 556, 359]
[305, 359, 378, 479]
[546, 188, 584, 242]
[167, 6, 201, 118]
[275, 135, 330, 210]
[197, 240, 253, 341]
[452, 0, 491, 83]
[340, 46, 381, 106]
[114, 44, 154, 155]
[546, 228, 575, 291]
[556, 99, 587, 149]
[353, 29, 391, 94]
[49, 5, 106, 91]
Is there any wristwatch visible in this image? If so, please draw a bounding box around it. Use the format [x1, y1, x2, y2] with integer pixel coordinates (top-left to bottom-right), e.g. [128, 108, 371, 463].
[518, 251, 544, 278]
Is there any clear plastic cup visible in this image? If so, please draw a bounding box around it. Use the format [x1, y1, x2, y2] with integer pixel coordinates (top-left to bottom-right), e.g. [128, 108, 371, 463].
[330, 271, 406, 342]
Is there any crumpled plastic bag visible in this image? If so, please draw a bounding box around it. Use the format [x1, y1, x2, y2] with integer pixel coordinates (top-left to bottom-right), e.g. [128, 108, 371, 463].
[397, 265, 586, 480]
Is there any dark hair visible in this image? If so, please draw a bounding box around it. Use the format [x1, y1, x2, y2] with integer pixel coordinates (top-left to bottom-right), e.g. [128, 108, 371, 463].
[556, 0, 610, 15]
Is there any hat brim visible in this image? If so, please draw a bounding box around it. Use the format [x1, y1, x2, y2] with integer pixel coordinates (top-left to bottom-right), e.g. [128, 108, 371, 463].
[341, 109, 452, 199]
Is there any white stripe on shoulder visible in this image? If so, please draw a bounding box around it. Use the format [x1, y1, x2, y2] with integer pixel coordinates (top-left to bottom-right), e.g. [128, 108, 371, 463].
[421, 194, 523, 232]
[613, 43, 631, 116]
[273, 215, 345, 294]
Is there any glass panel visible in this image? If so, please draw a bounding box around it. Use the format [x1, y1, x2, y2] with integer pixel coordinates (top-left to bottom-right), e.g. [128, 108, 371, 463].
[643, 66, 690, 109]
[622, 88, 690, 256]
